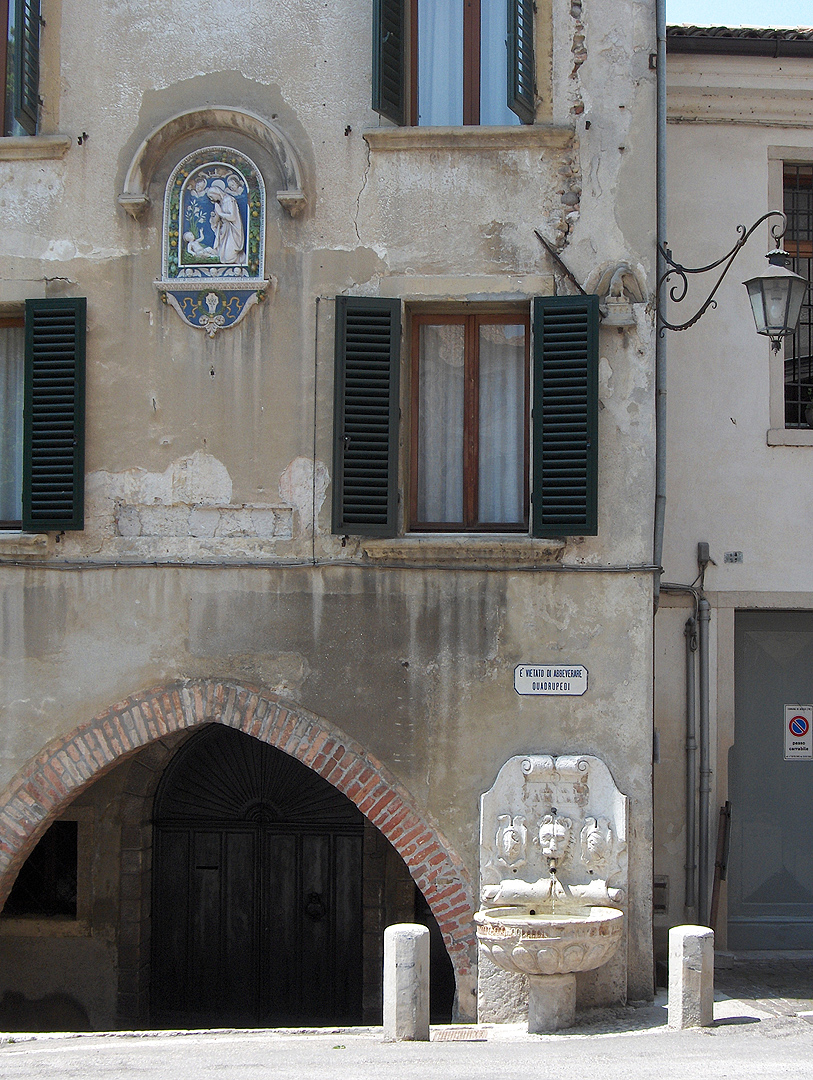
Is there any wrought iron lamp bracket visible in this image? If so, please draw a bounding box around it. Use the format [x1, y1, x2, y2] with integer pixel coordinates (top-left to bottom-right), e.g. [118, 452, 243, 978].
[657, 211, 787, 335]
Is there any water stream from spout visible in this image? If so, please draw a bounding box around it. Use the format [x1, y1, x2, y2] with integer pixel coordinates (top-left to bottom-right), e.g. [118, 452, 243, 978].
[548, 866, 557, 915]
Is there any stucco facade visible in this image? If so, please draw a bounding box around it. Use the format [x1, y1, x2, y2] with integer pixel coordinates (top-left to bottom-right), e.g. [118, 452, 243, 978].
[655, 28, 813, 964]
[0, 0, 657, 1028]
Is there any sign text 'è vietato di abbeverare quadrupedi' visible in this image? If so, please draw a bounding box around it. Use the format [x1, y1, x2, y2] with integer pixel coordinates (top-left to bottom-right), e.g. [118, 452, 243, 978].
[514, 665, 588, 696]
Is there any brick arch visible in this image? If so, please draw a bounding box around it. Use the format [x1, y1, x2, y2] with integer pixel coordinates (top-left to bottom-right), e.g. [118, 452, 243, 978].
[0, 679, 477, 1005]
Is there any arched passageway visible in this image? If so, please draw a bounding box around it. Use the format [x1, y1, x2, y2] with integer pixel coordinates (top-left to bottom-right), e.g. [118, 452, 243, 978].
[0, 680, 476, 1023]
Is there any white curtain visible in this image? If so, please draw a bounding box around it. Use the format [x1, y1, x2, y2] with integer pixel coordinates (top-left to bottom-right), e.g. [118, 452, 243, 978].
[0, 325, 24, 522]
[478, 323, 525, 523]
[418, 323, 465, 522]
[480, 1, 518, 126]
[418, 0, 464, 125]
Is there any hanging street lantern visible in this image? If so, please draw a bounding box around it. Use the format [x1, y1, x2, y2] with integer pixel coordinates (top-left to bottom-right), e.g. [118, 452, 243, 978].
[743, 248, 809, 353]
[658, 211, 810, 348]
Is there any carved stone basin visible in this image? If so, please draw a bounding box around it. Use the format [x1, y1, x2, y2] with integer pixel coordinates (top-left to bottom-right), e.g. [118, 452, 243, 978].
[475, 905, 624, 1032]
[475, 905, 623, 977]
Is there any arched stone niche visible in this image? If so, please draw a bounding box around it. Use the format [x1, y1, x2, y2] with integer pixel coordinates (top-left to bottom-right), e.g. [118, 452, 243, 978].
[118, 107, 307, 219]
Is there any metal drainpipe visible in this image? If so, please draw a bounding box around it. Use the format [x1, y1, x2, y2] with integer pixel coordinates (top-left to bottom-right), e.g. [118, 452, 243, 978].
[684, 615, 698, 922]
[653, 0, 667, 611]
[697, 596, 711, 924]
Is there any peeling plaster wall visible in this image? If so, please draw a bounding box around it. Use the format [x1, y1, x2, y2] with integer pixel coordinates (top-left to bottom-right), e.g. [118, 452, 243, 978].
[0, 0, 657, 1023]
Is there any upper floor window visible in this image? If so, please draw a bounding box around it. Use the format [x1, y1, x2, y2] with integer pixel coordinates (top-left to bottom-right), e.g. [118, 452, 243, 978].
[411, 313, 529, 529]
[783, 163, 813, 428]
[1, 0, 40, 136]
[332, 295, 598, 538]
[373, 0, 535, 127]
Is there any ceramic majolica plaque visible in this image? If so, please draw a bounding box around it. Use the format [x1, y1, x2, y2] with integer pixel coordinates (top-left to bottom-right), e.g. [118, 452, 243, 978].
[156, 147, 272, 335]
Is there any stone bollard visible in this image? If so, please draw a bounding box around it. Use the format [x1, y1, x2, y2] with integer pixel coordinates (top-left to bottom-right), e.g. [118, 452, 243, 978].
[668, 924, 714, 1029]
[383, 923, 430, 1041]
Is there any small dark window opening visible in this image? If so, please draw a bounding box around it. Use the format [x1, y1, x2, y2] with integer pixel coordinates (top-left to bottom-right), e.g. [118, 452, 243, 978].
[783, 163, 813, 428]
[2, 820, 78, 917]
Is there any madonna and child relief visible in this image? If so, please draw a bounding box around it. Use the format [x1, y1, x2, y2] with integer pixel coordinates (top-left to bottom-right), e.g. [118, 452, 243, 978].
[158, 146, 269, 334]
[182, 171, 247, 267]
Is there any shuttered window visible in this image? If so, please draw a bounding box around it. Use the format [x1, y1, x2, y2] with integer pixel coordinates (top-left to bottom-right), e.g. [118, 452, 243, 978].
[531, 295, 599, 537]
[333, 296, 599, 539]
[23, 298, 86, 531]
[1, 0, 40, 136]
[332, 297, 401, 536]
[372, 0, 535, 126]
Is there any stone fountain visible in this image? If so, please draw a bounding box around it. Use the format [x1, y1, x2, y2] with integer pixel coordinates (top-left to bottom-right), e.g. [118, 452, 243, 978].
[475, 755, 628, 1032]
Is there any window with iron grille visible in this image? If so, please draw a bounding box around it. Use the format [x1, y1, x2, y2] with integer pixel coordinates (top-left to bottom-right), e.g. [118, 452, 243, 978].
[783, 164, 813, 428]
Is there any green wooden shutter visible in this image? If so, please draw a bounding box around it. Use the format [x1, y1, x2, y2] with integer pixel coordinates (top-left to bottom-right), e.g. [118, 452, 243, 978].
[333, 296, 401, 536]
[23, 298, 86, 531]
[507, 0, 535, 124]
[372, 0, 406, 126]
[13, 0, 40, 135]
[531, 295, 598, 537]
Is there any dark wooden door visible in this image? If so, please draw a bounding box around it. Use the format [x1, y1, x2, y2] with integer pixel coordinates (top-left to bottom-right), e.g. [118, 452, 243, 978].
[150, 726, 364, 1028]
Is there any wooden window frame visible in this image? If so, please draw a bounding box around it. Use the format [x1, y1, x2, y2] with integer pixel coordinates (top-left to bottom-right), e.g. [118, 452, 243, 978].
[409, 309, 530, 532]
[373, 0, 535, 127]
[409, 0, 482, 126]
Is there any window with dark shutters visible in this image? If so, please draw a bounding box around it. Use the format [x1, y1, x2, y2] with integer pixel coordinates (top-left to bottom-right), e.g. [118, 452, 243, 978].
[531, 295, 599, 537]
[332, 296, 401, 536]
[372, 0, 535, 126]
[23, 297, 86, 532]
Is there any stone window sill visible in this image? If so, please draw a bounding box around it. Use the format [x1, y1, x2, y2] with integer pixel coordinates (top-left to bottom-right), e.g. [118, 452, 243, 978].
[363, 125, 573, 153]
[0, 136, 71, 160]
[360, 535, 566, 566]
[0, 532, 51, 555]
[767, 428, 813, 446]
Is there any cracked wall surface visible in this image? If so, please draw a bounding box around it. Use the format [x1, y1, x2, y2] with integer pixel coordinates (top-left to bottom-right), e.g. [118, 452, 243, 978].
[0, 0, 658, 1027]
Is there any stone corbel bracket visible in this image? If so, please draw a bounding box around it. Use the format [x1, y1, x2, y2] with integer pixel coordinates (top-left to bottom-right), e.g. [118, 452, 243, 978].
[584, 260, 649, 325]
[118, 107, 307, 219]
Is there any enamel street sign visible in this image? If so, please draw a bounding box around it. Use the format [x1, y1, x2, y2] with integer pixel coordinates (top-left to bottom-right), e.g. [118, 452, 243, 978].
[514, 665, 588, 696]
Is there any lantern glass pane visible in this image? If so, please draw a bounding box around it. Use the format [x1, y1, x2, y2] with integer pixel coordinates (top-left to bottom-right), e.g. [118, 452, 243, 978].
[764, 279, 792, 333]
[746, 280, 768, 334]
[786, 278, 809, 336]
